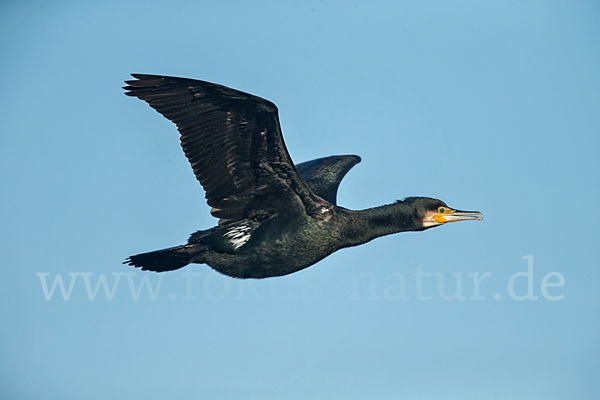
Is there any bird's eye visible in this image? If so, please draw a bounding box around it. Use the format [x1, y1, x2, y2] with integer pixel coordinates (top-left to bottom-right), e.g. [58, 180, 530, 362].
[438, 207, 445, 214]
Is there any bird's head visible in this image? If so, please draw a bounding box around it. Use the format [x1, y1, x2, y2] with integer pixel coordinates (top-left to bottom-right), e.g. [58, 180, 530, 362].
[403, 197, 483, 229]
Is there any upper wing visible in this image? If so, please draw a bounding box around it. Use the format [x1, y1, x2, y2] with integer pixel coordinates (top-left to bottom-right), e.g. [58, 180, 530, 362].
[124, 74, 327, 225]
[295, 155, 361, 205]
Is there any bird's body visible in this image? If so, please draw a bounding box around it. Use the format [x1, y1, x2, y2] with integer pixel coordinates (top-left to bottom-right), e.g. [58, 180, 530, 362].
[185, 212, 341, 278]
[124, 74, 482, 278]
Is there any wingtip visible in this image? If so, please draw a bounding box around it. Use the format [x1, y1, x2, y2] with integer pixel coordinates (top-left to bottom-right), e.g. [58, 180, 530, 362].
[130, 73, 172, 81]
[122, 86, 138, 96]
[124, 74, 141, 85]
[339, 154, 362, 165]
[123, 256, 143, 269]
[126, 73, 159, 83]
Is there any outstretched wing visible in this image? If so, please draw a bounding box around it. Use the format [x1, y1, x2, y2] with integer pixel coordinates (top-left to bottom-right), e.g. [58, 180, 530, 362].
[124, 74, 326, 225]
[295, 155, 361, 205]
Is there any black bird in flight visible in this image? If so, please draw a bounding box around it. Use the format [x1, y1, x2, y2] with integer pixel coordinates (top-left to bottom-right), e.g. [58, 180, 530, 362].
[124, 74, 483, 278]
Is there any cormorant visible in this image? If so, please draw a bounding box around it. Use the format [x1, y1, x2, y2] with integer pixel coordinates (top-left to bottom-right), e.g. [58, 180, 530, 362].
[123, 74, 483, 279]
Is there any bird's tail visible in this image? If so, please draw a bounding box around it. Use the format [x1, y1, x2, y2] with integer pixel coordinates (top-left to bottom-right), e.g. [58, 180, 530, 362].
[124, 243, 204, 272]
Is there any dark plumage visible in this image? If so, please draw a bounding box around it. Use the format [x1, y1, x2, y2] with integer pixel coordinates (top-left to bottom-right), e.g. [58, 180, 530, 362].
[123, 74, 483, 278]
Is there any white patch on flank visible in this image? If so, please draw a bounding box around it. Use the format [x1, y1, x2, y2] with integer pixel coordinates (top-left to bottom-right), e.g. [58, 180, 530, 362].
[224, 224, 252, 250]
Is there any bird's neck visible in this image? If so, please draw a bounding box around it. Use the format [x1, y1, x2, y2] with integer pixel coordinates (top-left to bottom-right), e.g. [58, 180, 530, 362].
[342, 201, 424, 247]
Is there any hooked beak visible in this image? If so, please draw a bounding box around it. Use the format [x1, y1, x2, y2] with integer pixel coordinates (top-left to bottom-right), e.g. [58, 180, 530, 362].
[444, 210, 484, 222]
[433, 209, 484, 224]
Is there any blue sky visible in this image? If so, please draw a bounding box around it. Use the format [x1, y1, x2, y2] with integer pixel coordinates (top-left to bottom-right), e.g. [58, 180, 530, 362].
[1, 1, 599, 399]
